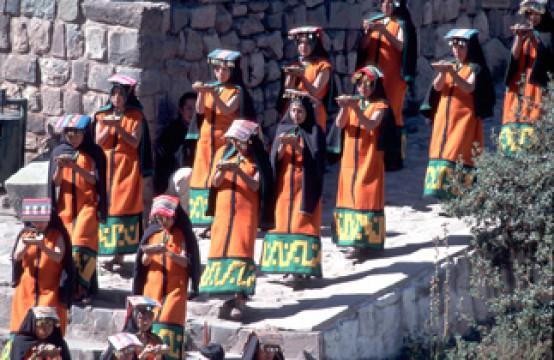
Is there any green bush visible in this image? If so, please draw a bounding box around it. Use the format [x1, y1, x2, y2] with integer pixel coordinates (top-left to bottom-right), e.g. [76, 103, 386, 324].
[441, 83, 554, 359]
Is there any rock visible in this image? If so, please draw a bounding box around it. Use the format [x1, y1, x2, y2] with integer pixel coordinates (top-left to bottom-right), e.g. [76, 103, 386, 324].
[284, 40, 297, 60]
[0, 15, 9, 50]
[87, 62, 114, 92]
[26, 113, 45, 135]
[232, 4, 247, 17]
[483, 38, 509, 80]
[85, 24, 106, 61]
[409, 0, 424, 27]
[51, 22, 66, 59]
[347, 51, 357, 74]
[21, 0, 55, 20]
[83, 2, 168, 33]
[284, 5, 307, 30]
[414, 56, 434, 103]
[22, 86, 41, 113]
[41, 87, 62, 116]
[434, 24, 454, 59]
[28, 18, 51, 55]
[220, 31, 240, 50]
[2, 0, 20, 16]
[443, 0, 460, 21]
[39, 58, 70, 86]
[265, 13, 283, 30]
[329, 1, 361, 30]
[248, 1, 269, 12]
[136, 69, 163, 97]
[5, 162, 50, 208]
[462, 0, 477, 15]
[66, 24, 84, 60]
[188, 61, 210, 83]
[171, 5, 189, 33]
[263, 80, 281, 105]
[58, 0, 80, 22]
[2, 54, 37, 84]
[108, 28, 140, 66]
[215, 5, 232, 34]
[63, 90, 82, 114]
[256, 31, 283, 60]
[305, 0, 324, 7]
[489, 10, 510, 39]
[269, 2, 284, 13]
[190, 5, 216, 30]
[345, 30, 359, 52]
[332, 31, 346, 52]
[262, 108, 278, 128]
[473, 11, 490, 43]
[203, 33, 221, 53]
[169, 74, 192, 111]
[432, 0, 444, 23]
[242, 52, 265, 88]
[419, 26, 435, 58]
[307, 5, 327, 26]
[266, 60, 281, 82]
[82, 91, 108, 114]
[250, 87, 264, 113]
[70, 59, 88, 91]
[165, 59, 190, 75]
[240, 39, 256, 55]
[422, 0, 433, 25]
[335, 54, 347, 74]
[183, 29, 204, 62]
[455, 14, 472, 29]
[237, 16, 264, 37]
[139, 34, 166, 68]
[11, 18, 29, 53]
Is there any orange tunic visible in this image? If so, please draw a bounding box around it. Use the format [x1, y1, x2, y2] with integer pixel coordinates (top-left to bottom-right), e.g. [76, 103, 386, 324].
[364, 18, 407, 127]
[272, 141, 321, 236]
[57, 152, 99, 251]
[208, 149, 259, 260]
[190, 86, 241, 190]
[142, 229, 189, 326]
[294, 59, 332, 130]
[10, 229, 68, 334]
[96, 109, 144, 216]
[502, 36, 543, 125]
[428, 64, 483, 167]
[336, 101, 387, 211]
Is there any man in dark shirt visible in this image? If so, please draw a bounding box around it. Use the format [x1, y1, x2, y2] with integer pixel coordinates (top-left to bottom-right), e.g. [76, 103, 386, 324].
[153, 92, 198, 195]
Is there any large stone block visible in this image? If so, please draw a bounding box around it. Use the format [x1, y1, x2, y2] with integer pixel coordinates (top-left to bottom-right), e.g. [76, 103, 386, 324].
[85, 24, 106, 61]
[28, 18, 52, 55]
[203, 32, 221, 53]
[248, 1, 269, 12]
[11, 17, 29, 53]
[231, 4, 247, 17]
[473, 11, 490, 43]
[432, 0, 444, 23]
[240, 39, 256, 55]
[108, 28, 140, 66]
[190, 5, 216, 30]
[265, 59, 281, 82]
[83, 1, 169, 33]
[22, 86, 41, 113]
[263, 80, 281, 105]
[51, 21, 66, 59]
[26, 112, 45, 133]
[220, 30, 240, 50]
[63, 90, 82, 114]
[422, 0, 433, 25]
[237, 16, 264, 37]
[21, 0, 55, 20]
[41, 87, 63, 115]
[284, 5, 306, 30]
[215, 5, 232, 34]
[5, 161, 49, 208]
[0, 15, 10, 50]
[171, 5, 189, 33]
[332, 31, 346, 52]
[265, 13, 283, 30]
[183, 29, 204, 62]
[2, 0, 20, 16]
[2, 54, 37, 84]
[58, 0, 80, 22]
[87, 62, 114, 92]
[82, 91, 108, 114]
[256, 31, 283, 60]
[165, 59, 190, 76]
[307, 4, 327, 27]
[434, 24, 454, 59]
[414, 56, 434, 103]
[483, 38, 509, 80]
[70, 59, 88, 91]
[329, 1, 361, 30]
[66, 24, 84, 60]
[39, 57, 70, 86]
[443, 0, 461, 21]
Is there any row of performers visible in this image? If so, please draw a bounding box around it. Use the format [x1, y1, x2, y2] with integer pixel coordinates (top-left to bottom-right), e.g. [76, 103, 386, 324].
[5, 300, 284, 360]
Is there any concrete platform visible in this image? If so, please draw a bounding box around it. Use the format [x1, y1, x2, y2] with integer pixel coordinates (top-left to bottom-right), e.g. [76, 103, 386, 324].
[4, 161, 49, 212]
[0, 118, 475, 359]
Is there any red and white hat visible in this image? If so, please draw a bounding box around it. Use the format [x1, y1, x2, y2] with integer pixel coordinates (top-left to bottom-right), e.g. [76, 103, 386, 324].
[150, 195, 180, 219]
[21, 198, 51, 222]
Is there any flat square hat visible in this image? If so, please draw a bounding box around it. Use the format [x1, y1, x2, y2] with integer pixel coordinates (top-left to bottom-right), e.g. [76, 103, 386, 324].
[150, 195, 180, 219]
[108, 74, 138, 87]
[444, 28, 479, 40]
[127, 296, 161, 310]
[288, 26, 322, 39]
[32, 306, 59, 321]
[207, 49, 241, 67]
[54, 114, 91, 131]
[108, 333, 143, 352]
[21, 198, 52, 222]
[224, 119, 259, 142]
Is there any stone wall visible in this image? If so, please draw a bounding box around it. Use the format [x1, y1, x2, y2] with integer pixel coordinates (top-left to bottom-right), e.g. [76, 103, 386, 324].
[0, 0, 518, 152]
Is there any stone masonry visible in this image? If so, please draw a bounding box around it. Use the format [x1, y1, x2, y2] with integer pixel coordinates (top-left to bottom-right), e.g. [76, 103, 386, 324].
[1, 0, 519, 155]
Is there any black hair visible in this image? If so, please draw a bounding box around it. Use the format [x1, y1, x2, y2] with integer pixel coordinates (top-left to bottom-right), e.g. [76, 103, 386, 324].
[178, 92, 197, 109]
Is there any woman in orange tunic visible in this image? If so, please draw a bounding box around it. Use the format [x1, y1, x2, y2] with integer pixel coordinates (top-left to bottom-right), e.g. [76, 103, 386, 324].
[50, 114, 106, 303]
[133, 195, 200, 360]
[357, 0, 418, 170]
[333, 66, 393, 257]
[421, 29, 495, 199]
[280, 26, 332, 131]
[9, 198, 74, 335]
[189, 49, 255, 227]
[199, 120, 272, 319]
[95, 75, 151, 268]
[261, 94, 326, 279]
[500, 1, 553, 154]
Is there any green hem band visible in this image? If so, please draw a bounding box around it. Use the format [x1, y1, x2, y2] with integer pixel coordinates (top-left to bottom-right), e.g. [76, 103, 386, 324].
[98, 214, 141, 255]
[152, 323, 184, 360]
[260, 233, 322, 277]
[199, 258, 256, 295]
[188, 188, 213, 226]
[333, 208, 385, 249]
